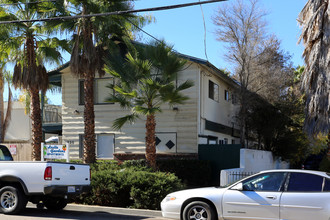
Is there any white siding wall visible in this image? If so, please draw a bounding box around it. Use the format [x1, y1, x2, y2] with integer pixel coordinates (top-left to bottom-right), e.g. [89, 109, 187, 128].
[61, 63, 199, 159]
[199, 67, 240, 144]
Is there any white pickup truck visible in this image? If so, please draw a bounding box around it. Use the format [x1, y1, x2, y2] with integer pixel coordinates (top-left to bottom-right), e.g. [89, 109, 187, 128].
[0, 145, 90, 214]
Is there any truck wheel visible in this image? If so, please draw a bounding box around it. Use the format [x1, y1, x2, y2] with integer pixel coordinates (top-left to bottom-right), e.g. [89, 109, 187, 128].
[183, 201, 217, 220]
[0, 186, 27, 214]
[43, 197, 68, 210]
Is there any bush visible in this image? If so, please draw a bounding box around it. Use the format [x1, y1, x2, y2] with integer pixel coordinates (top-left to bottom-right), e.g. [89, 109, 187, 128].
[319, 156, 330, 172]
[72, 162, 184, 210]
[128, 171, 184, 210]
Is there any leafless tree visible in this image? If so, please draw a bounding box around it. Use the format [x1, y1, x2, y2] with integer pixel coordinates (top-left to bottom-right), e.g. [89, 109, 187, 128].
[252, 36, 294, 104]
[213, 0, 295, 147]
[213, 0, 268, 147]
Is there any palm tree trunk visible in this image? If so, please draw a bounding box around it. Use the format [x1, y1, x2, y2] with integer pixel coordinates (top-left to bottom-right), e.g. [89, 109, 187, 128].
[30, 88, 42, 161]
[83, 73, 96, 164]
[145, 114, 156, 170]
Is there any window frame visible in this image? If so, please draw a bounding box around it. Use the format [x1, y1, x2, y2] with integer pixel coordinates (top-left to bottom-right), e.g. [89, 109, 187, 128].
[78, 77, 114, 105]
[224, 90, 229, 101]
[235, 172, 288, 192]
[284, 172, 326, 193]
[208, 80, 219, 102]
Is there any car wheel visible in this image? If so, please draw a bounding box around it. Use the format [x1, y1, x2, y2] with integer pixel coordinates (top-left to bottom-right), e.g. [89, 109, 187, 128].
[43, 197, 68, 210]
[0, 186, 27, 214]
[183, 201, 216, 220]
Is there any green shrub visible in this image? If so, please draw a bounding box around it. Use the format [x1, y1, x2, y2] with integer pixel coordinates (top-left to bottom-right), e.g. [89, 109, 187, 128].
[319, 156, 330, 172]
[128, 171, 184, 210]
[72, 162, 184, 210]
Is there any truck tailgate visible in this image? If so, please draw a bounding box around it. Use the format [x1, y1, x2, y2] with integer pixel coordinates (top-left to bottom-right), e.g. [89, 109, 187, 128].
[49, 162, 90, 186]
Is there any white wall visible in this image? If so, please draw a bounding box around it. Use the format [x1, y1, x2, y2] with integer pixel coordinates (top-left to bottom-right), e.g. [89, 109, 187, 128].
[240, 149, 289, 171]
[4, 102, 31, 142]
[220, 149, 290, 186]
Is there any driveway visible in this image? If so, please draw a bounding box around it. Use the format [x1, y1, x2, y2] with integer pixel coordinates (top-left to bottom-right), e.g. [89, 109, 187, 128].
[0, 203, 169, 220]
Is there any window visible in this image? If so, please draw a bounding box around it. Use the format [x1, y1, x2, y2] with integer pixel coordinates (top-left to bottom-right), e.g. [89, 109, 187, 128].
[208, 136, 218, 144]
[79, 77, 114, 105]
[240, 172, 286, 192]
[324, 178, 330, 192]
[224, 138, 228, 144]
[209, 80, 219, 102]
[224, 90, 229, 101]
[231, 139, 235, 144]
[79, 134, 114, 158]
[287, 172, 323, 192]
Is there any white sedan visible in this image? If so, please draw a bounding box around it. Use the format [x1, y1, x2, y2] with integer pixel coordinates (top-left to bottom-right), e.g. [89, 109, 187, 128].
[161, 169, 330, 220]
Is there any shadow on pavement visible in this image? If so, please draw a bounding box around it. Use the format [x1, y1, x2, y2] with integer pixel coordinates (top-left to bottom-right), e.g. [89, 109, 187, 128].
[3, 207, 163, 220]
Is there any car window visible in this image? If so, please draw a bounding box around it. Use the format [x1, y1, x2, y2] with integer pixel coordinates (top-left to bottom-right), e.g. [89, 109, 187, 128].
[323, 178, 330, 192]
[0, 146, 13, 161]
[241, 172, 286, 192]
[287, 172, 323, 192]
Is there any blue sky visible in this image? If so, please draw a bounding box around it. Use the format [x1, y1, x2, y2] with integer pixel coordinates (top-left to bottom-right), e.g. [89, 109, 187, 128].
[134, 0, 307, 69]
[5, 0, 308, 105]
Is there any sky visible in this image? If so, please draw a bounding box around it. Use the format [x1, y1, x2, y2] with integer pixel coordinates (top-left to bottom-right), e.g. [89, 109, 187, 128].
[5, 0, 308, 105]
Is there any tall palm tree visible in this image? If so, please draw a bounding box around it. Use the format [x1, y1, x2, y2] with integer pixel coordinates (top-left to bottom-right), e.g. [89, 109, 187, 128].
[105, 41, 194, 169]
[0, 0, 69, 160]
[298, 1, 330, 144]
[0, 70, 13, 143]
[56, 0, 149, 164]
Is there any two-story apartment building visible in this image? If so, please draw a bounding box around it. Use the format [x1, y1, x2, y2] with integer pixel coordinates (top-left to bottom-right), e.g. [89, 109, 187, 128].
[49, 53, 240, 160]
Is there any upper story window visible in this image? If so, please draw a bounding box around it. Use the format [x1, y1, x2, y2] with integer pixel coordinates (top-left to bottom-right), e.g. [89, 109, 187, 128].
[79, 77, 114, 105]
[224, 90, 229, 101]
[209, 80, 219, 102]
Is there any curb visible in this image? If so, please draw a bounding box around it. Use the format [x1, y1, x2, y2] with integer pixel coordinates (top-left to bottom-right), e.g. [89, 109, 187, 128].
[67, 203, 163, 218]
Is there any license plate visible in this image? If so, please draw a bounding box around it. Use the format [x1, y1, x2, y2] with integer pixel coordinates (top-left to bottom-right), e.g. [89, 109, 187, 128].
[68, 186, 75, 193]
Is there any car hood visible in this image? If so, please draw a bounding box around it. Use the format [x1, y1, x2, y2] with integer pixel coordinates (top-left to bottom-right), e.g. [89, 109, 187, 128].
[167, 187, 227, 200]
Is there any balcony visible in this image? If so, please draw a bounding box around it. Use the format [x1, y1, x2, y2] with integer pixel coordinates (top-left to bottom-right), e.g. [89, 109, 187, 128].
[42, 105, 62, 135]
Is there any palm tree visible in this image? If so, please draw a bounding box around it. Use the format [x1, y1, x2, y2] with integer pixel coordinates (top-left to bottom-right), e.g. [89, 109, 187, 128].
[57, 0, 149, 164]
[104, 41, 194, 169]
[298, 1, 330, 147]
[0, 68, 13, 143]
[0, 0, 69, 160]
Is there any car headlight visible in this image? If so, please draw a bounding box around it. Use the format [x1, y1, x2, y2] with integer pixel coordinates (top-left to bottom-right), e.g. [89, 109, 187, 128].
[163, 195, 176, 202]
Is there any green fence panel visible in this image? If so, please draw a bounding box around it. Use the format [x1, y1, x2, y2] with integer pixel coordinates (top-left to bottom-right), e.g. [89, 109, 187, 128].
[198, 144, 242, 185]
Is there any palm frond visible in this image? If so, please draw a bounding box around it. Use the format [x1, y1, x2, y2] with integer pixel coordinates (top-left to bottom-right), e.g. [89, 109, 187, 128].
[112, 113, 139, 131]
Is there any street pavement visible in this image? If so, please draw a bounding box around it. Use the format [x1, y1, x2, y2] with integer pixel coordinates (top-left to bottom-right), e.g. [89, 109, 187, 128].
[0, 203, 169, 220]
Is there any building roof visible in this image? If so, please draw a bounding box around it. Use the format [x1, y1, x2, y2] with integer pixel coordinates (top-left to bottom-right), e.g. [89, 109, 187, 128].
[47, 48, 239, 88]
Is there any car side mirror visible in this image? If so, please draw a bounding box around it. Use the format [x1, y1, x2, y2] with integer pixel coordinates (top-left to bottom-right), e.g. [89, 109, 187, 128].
[231, 182, 243, 191]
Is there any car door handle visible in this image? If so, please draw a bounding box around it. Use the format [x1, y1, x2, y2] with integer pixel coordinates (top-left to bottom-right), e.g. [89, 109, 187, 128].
[266, 196, 277, 200]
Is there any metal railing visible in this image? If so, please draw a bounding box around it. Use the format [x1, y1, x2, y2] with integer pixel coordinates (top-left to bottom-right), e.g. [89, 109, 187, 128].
[43, 105, 62, 124]
[220, 168, 256, 186]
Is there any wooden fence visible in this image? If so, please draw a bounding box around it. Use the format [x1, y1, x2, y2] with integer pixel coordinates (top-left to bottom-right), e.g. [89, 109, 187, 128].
[1, 143, 32, 161]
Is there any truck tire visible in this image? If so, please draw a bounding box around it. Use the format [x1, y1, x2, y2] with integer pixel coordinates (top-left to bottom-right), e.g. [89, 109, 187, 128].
[0, 186, 27, 214]
[43, 197, 68, 210]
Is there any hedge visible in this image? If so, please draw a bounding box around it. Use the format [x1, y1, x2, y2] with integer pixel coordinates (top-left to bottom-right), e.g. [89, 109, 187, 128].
[72, 166, 184, 210]
[72, 159, 211, 209]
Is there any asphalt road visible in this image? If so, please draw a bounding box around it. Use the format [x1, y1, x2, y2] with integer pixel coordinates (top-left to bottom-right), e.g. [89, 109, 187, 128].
[0, 203, 169, 220]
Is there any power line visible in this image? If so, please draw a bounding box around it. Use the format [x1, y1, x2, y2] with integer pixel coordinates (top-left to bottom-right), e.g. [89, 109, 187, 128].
[0, 0, 227, 24]
[0, 0, 56, 6]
